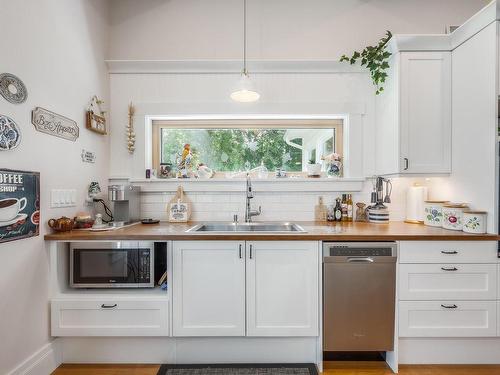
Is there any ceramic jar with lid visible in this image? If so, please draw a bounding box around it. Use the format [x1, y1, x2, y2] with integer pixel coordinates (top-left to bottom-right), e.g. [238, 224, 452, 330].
[423, 200, 449, 227]
[442, 203, 469, 231]
[463, 211, 487, 234]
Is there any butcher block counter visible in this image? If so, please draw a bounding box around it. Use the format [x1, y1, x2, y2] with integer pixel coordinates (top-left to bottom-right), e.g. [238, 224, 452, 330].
[44, 221, 500, 241]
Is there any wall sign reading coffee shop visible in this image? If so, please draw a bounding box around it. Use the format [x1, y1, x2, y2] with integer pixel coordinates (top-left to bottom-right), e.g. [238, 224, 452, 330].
[0, 169, 40, 243]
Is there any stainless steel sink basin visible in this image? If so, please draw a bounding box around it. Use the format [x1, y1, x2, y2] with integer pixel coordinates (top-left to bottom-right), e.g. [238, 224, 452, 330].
[186, 222, 306, 233]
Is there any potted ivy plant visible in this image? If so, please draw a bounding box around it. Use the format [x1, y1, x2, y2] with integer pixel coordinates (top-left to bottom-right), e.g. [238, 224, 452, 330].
[340, 31, 392, 95]
[306, 158, 321, 177]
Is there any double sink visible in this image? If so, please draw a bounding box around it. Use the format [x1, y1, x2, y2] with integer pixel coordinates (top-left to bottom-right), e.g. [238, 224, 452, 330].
[186, 222, 306, 233]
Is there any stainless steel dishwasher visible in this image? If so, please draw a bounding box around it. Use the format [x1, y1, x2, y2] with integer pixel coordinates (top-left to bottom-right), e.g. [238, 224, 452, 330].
[323, 242, 397, 352]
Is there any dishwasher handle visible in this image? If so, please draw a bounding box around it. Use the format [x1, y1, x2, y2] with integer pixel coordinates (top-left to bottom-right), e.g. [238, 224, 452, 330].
[347, 257, 374, 263]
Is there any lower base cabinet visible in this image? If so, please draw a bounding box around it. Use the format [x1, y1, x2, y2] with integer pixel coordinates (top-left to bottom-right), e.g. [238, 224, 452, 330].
[399, 301, 497, 337]
[51, 298, 169, 336]
[246, 241, 319, 336]
[172, 240, 319, 337]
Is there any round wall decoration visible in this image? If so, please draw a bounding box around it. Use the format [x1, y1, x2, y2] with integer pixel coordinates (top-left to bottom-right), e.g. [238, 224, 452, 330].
[0, 114, 21, 151]
[0, 73, 28, 104]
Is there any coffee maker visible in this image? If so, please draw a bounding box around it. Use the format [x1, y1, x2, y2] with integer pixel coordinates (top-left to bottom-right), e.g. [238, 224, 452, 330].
[108, 185, 140, 226]
[366, 176, 392, 223]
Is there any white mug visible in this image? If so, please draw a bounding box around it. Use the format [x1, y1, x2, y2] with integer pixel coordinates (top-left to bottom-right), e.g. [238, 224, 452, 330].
[0, 197, 27, 222]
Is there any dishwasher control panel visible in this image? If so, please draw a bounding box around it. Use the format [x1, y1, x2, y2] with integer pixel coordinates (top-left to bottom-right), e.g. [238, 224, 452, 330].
[327, 247, 393, 257]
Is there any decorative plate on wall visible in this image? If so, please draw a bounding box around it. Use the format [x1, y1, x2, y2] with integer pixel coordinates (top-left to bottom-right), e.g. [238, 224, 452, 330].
[0, 73, 28, 104]
[0, 114, 21, 151]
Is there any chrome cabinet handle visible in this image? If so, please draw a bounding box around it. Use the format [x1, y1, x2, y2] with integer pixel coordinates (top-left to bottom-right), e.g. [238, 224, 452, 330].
[249, 244, 253, 259]
[441, 267, 458, 271]
[441, 250, 458, 255]
[101, 304, 117, 309]
[347, 257, 374, 263]
[441, 304, 458, 309]
[239, 244, 242, 259]
[404, 158, 409, 170]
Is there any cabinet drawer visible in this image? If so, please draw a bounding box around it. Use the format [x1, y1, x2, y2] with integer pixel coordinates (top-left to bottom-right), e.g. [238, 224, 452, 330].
[399, 241, 497, 264]
[399, 264, 497, 300]
[51, 299, 169, 336]
[399, 301, 497, 337]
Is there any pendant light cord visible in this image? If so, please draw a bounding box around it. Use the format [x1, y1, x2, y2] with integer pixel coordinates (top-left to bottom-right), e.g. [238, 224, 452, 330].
[243, 0, 247, 75]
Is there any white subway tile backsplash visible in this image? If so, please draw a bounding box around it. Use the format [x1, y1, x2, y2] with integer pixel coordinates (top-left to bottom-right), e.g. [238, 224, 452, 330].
[137, 177, 440, 222]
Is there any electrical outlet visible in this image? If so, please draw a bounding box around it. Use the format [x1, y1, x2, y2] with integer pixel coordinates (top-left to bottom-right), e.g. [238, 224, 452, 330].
[51, 189, 77, 208]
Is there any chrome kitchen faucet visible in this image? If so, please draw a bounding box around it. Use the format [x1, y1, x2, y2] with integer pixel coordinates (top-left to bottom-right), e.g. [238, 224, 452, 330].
[245, 173, 261, 222]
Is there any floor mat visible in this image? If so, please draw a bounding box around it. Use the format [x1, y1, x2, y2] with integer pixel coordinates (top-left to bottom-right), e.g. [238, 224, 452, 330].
[157, 363, 318, 375]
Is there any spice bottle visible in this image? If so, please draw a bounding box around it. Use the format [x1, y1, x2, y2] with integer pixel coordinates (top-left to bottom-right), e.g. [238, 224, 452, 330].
[334, 198, 343, 222]
[341, 194, 348, 221]
[347, 194, 354, 222]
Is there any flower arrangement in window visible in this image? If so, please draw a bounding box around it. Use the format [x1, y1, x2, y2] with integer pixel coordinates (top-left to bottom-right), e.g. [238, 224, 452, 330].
[322, 153, 343, 178]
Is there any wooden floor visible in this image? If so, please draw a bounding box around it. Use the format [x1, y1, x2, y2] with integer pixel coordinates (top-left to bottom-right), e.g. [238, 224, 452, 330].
[52, 362, 500, 375]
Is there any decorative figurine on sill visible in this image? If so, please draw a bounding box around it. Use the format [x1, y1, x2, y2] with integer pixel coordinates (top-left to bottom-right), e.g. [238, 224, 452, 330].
[322, 152, 343, 178]
[356, 202, 367, 222]
[177, 144, 193, 178]
[197, 164, 214, 179]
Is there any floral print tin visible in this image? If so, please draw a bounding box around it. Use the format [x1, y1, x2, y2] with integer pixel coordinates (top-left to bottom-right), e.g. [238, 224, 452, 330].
[442, 203, 469, 231]
[423, 200, 449, 227]
[463, 211, 487, 234]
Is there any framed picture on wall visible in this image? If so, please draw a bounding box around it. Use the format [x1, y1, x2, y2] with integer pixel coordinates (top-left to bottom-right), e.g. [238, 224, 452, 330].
[0, 169, 40, 243]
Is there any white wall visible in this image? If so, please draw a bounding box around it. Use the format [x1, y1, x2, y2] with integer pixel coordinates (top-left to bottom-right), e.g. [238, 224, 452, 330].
[0, 1, 109, 373]
[108, 0, 488, 60]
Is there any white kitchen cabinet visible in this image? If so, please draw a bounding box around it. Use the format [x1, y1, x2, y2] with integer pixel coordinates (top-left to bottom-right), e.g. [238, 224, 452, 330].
[376, 51, 451, 175]
[51, 298, 169, 336]
[399, 300, 497, 337]
[172, 241, 246, 336]
[246, 241, 319, 336]
[399, 241, 498, 264]
[399, 263, 497, 300]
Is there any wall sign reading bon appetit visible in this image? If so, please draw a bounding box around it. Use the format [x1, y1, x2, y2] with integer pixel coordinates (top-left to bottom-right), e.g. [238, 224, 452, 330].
[31, 107, 79, 141]
[0, 169, 40, 244]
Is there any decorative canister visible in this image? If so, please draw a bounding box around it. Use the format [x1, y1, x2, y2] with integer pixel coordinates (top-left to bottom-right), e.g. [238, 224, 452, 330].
[463, 211, 487, 234]
[442, 203, 469, 231]
[423, 200, 449, 227]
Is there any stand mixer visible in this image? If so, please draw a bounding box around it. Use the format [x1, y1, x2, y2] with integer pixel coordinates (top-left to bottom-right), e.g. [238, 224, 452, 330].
[367, 176, 392, 223]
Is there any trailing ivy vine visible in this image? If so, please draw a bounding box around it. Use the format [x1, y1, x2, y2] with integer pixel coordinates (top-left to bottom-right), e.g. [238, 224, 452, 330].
[340, 31, 392, 94]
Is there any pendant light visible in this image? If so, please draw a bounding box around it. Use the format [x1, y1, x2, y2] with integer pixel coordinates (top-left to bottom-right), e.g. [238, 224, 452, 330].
[230, 0, 260, 102]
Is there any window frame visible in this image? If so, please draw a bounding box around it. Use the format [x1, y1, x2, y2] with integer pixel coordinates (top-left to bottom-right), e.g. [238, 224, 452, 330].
[151, 119, 343, 177]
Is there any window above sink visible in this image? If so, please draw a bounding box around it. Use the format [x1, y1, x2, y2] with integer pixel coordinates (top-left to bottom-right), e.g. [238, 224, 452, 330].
[151, 118, 343, 179]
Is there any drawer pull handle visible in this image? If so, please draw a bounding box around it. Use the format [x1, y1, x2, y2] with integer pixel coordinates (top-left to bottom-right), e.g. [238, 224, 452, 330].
[441, 250, 458, 255]
[239, 244, 242, 259]
[441, 304, 458, 309]
[441, 267, 458, 271]
[101, 304, 117, 309]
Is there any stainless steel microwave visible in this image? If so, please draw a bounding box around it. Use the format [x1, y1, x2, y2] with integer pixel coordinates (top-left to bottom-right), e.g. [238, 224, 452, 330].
[70, 241, 154, 288]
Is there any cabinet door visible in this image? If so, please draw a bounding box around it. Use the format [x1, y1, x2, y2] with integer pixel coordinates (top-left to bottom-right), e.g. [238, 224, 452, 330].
[246, 241, 319, 336]
[400, 52, 451, 174]
[172, 241, 245, 336]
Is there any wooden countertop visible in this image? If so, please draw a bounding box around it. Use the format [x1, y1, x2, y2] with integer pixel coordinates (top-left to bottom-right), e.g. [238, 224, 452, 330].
[44, 221, 500, 241]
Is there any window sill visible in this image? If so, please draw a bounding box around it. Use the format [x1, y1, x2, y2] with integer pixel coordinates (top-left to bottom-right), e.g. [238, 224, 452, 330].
[122, 177, 365, 193]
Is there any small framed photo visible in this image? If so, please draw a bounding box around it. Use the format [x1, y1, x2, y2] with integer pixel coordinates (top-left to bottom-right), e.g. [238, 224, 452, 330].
[86, 111, 107, 135]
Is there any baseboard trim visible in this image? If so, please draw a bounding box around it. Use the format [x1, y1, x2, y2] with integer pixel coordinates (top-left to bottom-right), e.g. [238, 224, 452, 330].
[7, 340, 61, 375]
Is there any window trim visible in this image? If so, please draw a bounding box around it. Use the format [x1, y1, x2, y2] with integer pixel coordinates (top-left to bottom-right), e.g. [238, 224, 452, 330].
[151, 119, 343, 175]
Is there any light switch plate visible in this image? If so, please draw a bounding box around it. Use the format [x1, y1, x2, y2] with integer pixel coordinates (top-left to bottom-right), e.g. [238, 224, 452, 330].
[51, 189, 77, 208]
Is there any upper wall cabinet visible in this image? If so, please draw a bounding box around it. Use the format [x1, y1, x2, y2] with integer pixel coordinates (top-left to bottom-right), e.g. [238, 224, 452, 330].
[376, 51, 451, 175]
